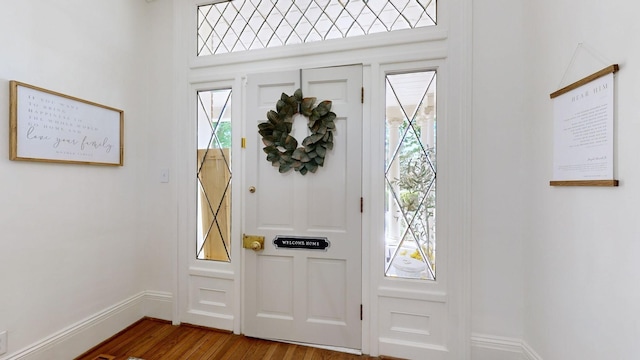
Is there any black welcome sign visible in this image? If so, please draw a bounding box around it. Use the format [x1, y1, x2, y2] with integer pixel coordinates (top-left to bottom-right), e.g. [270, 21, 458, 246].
[273, 236, 330, 251]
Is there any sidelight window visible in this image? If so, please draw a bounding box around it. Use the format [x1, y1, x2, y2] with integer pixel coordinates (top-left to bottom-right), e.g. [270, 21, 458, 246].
[197, 89, 233, 261]
[384, 71, 436, 280]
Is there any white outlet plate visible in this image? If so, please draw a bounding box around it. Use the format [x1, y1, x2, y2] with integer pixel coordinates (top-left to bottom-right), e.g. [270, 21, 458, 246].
[0, 330, 7, 355]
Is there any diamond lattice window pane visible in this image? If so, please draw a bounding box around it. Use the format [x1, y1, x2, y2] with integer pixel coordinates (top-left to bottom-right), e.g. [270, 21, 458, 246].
[197, 89, 233, 262]
[384, 71, 436, 280]
[197, 0, 436, 56]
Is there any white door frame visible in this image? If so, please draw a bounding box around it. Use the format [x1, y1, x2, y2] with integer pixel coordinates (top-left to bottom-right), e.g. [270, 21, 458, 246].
[175, 1, 472, 357]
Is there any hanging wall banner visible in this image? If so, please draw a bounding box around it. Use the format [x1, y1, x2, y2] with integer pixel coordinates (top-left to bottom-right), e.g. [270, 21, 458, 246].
[273, 236, 330, 251]
[550, 65, 618, 186]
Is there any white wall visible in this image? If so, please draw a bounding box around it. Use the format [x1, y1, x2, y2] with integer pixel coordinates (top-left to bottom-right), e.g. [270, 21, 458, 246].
[0, 0, 532, 358]
[138, 0, 177, 312]
[0, 1, 174, 358]
[10, 0, 640, 359]
[524, 0, 640, 359]
[471, 0, 526, 350]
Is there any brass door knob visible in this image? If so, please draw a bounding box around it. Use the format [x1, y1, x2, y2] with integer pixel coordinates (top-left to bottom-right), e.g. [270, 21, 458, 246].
[250, 241, 262, 250]
[249, 186, 256, 193]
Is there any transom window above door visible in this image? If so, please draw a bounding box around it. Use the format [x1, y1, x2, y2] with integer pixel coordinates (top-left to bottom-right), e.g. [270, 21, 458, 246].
[197, 0, 437, 56]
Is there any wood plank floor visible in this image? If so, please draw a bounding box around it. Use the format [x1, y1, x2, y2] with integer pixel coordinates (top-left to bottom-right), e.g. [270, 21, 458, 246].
[76, 318, 387, 360]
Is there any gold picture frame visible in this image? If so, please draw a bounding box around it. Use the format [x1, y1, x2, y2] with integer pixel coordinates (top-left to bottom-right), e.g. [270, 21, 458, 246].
[9, 81, 124, 166]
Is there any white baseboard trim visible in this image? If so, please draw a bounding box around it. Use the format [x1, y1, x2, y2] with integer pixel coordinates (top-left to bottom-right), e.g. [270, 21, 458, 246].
[3, 291, 173, 360]
[471, 333, 523, 353]
[471, 333, 543, 360]
[3, 296, 543, 360]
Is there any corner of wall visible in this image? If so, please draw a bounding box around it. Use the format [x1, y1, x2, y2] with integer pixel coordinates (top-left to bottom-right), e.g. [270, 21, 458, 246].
[521, 340, 544, 360]
[1, 291, 173, 360]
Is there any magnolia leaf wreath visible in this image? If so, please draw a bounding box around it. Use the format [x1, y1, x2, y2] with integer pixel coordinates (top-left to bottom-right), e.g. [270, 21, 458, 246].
[258, 89, 336, 175]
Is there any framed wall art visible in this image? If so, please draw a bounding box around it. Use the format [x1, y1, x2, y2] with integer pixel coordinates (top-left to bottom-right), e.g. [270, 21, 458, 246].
[9, 81, 124, 166]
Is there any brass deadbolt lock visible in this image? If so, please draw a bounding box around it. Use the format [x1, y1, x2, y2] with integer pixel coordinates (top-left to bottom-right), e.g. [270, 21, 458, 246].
[243, 234, 264, 251]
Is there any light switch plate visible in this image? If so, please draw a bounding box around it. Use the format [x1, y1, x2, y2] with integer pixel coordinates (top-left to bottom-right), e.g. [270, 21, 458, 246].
[160, 168, 169, 183]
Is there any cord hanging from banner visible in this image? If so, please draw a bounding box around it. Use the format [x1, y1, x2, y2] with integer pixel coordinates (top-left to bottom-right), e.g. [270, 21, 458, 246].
[557, 42, 615, 89]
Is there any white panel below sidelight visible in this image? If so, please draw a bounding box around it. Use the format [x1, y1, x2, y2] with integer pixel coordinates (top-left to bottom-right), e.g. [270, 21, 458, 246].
[187, 274, 234, 329]
[390, 311, 431, 336]
[199, 287, 227, 307]
[378, 295, 446, 348]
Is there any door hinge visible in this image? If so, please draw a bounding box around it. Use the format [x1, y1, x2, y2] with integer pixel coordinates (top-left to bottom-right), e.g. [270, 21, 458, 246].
[360, 304, 363, 320]
[360, 197, 363, 213]
[361, 87, 364, 103]
[241, 137, 246, 148]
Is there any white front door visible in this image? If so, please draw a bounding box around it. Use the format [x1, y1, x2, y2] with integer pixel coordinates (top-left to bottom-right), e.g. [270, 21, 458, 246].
[243, 65, 363, 349]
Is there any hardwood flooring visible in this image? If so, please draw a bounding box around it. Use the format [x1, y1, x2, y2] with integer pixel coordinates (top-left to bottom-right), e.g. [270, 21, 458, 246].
[76, 318, 387, 360]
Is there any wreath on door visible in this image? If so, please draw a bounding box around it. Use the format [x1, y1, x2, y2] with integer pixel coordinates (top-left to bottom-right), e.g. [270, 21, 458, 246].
[258, 89, 336, 175]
